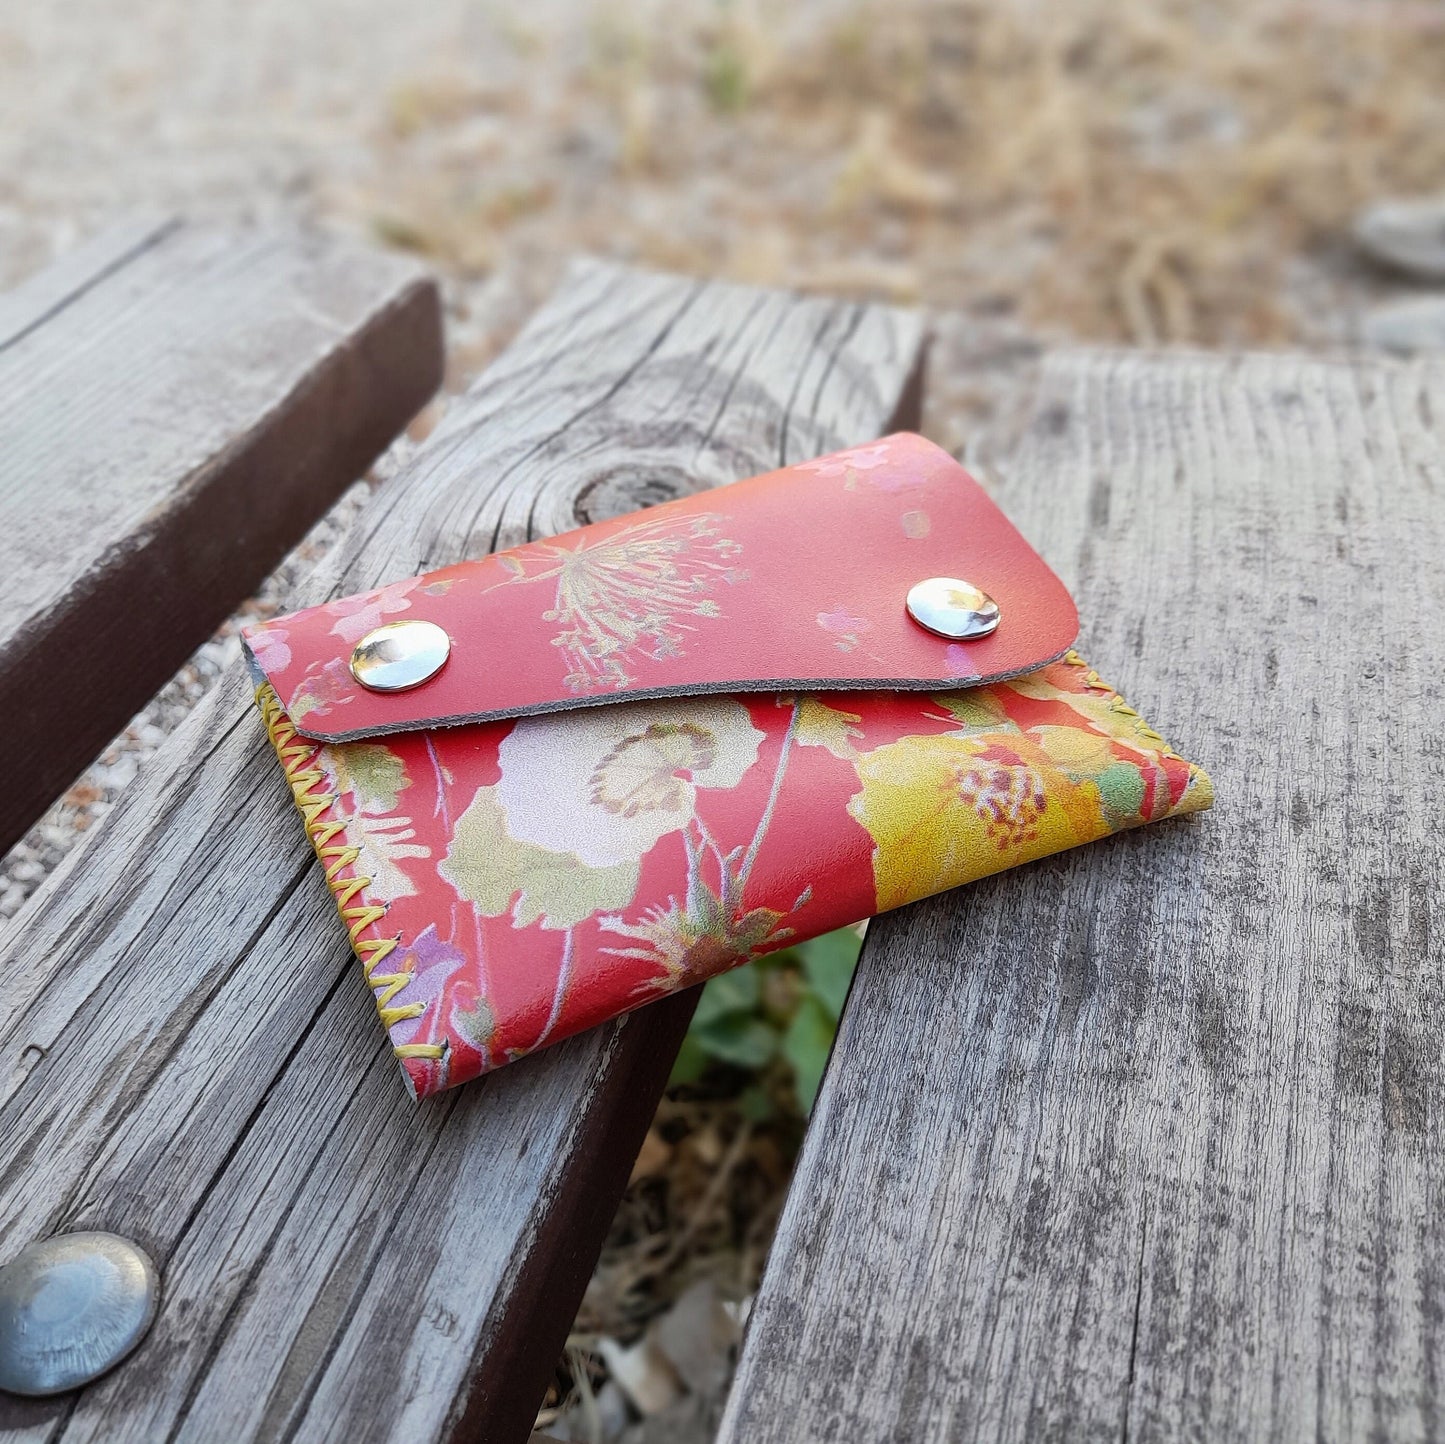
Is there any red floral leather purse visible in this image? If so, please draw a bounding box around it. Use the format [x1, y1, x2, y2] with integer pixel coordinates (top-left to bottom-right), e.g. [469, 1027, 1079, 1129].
[244, 434, 1212, 1098]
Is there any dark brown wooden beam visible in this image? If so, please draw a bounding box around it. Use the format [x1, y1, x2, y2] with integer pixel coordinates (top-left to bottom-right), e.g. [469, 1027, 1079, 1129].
[0, 216, 443, 853]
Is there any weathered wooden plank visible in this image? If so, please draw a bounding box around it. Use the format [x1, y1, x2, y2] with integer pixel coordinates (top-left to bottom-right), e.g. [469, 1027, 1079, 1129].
[719, 350, 1445, 1443]
[0, 214, 180, 349]
[0, 217, 443, 854]
[0, 260, 926, 1443]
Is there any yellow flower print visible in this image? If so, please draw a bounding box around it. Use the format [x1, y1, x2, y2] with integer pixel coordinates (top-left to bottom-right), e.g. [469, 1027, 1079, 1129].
[847, 732, 1107, 911]
[1007, 663, 1173, 759]
[1030, 723, 1117, 773]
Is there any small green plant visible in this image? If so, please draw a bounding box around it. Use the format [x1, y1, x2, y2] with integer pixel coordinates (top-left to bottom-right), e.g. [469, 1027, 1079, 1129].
[703, 39, 750, 114]
[668, 927, 863, 1114]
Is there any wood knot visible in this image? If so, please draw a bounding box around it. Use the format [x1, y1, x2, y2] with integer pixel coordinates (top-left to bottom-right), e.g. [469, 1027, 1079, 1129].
[573, 464, 701, 525]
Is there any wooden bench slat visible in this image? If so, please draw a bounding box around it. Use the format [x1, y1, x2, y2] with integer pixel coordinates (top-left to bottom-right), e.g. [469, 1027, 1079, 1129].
[0, 214, 180, 350]
[719, 350, 1445, 1443]
[0, 259, 925, 1444]
[0, 217, 443, 853]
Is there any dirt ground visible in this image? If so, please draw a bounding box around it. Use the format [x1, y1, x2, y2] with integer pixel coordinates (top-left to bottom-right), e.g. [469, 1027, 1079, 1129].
[8, 0, 1444, 354]
[5, 1, 1444, 1438]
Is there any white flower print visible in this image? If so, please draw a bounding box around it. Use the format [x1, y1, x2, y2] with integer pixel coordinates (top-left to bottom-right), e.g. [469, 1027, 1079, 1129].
[494, 697, 765, 867]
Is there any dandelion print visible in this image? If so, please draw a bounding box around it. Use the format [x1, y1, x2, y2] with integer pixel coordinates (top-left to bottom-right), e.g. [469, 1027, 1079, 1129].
[497, 513, 745, 691]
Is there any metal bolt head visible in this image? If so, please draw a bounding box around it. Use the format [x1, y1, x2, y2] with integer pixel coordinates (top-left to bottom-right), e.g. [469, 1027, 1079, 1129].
[0, 1233, 159, 1397]
[349, 619, 451, 693]
[905, 577, 1001, 641]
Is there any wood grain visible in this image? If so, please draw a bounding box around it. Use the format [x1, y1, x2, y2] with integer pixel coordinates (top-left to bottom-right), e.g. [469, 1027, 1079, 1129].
[719, 349, 1445, 1443]
[0, 217, 443, 854]
[0, 259, 925, 1443]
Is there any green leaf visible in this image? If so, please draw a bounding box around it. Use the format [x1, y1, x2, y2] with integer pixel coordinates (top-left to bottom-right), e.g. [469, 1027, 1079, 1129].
[1097, 760, 1147, 819]
[783, 994, 836, 1115]
[933, 690, 1010, 733]
[737, 1083, 776, 1123]
[335, 744, 410, 812]
[753, 944, 799, 975]
[692, 963, 761, 1028]
[668, 1032, 710, 1088]
[692, 1013, 777, 1069]
[440, 785, 639, 929]
[799, 929, 862, 1021]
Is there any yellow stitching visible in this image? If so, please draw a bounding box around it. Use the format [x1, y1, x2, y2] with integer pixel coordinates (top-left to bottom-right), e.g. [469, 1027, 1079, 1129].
[1062, 649, 1180, 759]
[255, 684, 446, 1064]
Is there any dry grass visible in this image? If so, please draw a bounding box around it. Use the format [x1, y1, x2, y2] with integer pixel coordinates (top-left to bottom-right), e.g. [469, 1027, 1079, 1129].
[343, 0, 1445, 372]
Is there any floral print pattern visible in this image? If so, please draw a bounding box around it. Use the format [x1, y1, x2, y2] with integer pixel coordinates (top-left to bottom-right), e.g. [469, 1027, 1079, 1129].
[247, 435, 1212, 1098]
[493, 697, 763, 866]
[491, 513, 744, 692]
[261, 653, 1212, 1098]
[242, 434, 1081, 743]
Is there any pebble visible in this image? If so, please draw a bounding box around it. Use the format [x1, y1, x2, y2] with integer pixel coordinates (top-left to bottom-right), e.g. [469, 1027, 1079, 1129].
[1362, 295, 1445, 355]
[1354, 196, 1445, 282]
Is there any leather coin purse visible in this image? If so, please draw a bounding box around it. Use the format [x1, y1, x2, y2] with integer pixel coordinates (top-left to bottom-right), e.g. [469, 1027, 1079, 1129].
[244, 433, 1213, 1098]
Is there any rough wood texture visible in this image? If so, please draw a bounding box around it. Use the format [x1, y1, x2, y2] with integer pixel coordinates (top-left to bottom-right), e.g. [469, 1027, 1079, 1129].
[0, 215, 443, 854]
[719, 349, 1445, 1443]
[0, 260, 925, 1443]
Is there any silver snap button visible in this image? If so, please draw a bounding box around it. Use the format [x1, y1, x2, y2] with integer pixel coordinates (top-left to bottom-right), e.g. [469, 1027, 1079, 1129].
[349, 619, 451, 693]
[0, 1232, 159, 1396]
[905, 577, 1001, 641]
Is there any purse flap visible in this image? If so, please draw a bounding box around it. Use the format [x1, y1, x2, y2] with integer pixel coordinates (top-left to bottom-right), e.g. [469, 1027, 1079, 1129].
[244, 433, 1078, 743]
